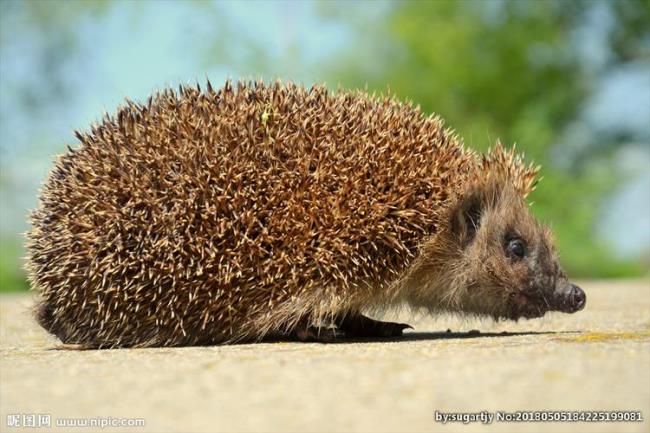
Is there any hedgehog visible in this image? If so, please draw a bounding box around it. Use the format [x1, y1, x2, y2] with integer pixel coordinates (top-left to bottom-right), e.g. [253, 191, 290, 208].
[26, 80, 586, 348]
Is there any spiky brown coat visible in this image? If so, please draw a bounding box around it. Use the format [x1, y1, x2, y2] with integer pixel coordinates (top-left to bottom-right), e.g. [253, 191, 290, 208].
[27, 80, 538, 347]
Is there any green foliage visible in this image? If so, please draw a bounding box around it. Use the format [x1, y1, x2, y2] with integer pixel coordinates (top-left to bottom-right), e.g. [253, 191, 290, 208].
[608, 0, 650, 62]
[0, 240, 29, 292]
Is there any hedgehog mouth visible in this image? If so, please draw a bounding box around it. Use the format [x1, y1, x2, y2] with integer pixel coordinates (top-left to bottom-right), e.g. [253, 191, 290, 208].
[507, 292, 549, 320]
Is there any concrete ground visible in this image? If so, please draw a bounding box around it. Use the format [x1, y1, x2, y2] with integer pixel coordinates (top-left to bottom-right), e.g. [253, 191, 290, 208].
[1, 279, 649, 433]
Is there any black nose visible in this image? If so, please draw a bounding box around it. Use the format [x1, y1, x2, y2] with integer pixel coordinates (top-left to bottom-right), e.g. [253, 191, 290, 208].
[568, 284, 586, 312]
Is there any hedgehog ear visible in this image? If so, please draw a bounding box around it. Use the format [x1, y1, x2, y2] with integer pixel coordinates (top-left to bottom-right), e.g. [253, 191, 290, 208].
[451, 191, 485, 246]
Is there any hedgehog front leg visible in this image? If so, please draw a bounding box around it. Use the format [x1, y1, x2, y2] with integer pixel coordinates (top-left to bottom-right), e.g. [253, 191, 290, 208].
[336, 314, 413, 338]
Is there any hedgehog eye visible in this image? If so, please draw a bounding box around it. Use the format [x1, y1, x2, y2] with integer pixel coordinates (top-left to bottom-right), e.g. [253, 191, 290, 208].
[505, 238, 526, 260]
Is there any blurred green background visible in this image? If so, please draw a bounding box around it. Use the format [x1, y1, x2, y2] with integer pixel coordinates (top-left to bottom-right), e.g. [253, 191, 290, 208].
[1, 0, 648, 292]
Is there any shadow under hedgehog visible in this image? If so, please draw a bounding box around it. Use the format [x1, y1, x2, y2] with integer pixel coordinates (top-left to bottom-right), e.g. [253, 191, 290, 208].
[26, 80, 586, 348]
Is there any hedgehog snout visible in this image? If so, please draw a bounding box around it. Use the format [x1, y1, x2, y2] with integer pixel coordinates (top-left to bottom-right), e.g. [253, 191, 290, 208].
[551, 283, 586, 313]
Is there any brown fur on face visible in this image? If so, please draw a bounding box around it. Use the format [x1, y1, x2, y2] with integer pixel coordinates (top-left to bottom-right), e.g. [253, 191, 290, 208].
[402, 176, 576, 321]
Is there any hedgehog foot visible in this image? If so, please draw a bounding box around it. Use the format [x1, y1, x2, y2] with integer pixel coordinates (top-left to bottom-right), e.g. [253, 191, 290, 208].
[336, 314, 413, 338]
[291, 319, 342, 343]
